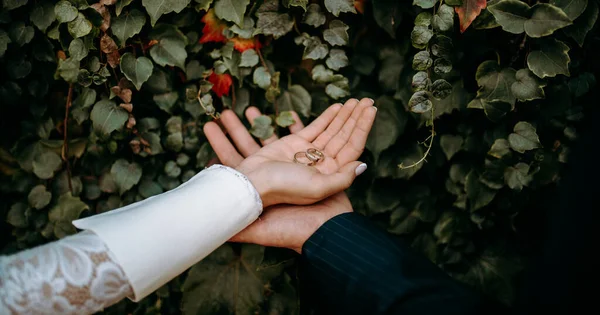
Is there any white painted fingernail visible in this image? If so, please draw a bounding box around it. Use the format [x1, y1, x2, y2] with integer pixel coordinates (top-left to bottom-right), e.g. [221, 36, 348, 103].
[368, 98, 375, 104]
[355, 163, 367, 176]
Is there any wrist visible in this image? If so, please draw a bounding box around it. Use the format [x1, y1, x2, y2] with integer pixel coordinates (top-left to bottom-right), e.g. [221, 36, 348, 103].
[235, 166, 274, 208]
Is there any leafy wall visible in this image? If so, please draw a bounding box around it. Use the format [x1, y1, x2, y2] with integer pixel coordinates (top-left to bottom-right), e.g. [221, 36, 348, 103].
[1, 0, 598, 314]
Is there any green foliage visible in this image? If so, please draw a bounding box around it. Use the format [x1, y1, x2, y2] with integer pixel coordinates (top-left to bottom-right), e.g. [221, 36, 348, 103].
[1, 0, 598, 313]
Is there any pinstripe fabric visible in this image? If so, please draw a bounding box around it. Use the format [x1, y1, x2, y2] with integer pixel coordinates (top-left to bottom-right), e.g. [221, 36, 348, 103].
[300, 213, 503, 315]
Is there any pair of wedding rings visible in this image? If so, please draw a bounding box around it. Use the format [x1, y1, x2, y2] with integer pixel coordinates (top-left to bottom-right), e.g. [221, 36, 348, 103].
[293, 148, 325, 166]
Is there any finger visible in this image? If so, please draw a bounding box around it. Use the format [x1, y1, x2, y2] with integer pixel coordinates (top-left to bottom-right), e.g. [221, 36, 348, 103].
[203, 121, 244, 167]
[288, 111, 304, 134]
[323, 98, 374, 157]
[297, 103, 342, 142]
[311, 161, 367, 199]
[336, 106, 377, 165]
[245, 106, 279, 145]
[311, 99, 359, 149]
[220, 110, 261, 157]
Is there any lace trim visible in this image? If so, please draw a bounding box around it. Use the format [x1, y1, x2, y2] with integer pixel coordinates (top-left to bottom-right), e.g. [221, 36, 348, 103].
[0, 231, 133, 315]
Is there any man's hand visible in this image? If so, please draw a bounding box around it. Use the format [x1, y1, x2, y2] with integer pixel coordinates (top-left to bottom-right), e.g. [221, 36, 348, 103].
[203, 99, 374, 253]
[204, 98, 376, 207]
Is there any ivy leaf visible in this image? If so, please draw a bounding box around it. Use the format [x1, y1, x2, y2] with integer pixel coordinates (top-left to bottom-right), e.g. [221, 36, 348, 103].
[112, 9, 146, 46]
[409, 91, 433, 113]
[465, 170, 497, 212]
[411, 25, 433, 49]
[430, 34, 454, 58]
[253, 66, 271, 89]
[150, 36, 187, 69]
[68, 13, 93, 38]
[326, 48, 349, 71]
[433, 4, 455, 32]
[508, 121, 542, 153]
[116, 0, 134, 16]
[488, 0, 532, 34]
[474, 60, 517, 106]
[278, 85, 311, 117]
[68, 38, 88, 61]
[120, 52, 154, 90]
[57, 58, 80, 83]
[504, 162, 531, 191]
[311, 64, 334, 83]
[412, 71, 430, 91]
[551, 0, 588, 20]
[434, 57, 452, 74]
[366, 96, 405, 162]
[432, 79, 453, 100]
[526, 4, 572, 37]
[110, 159, 142, 195]
[30, 2, 56, 32]
[511, 69, 546, 101]
[250, 115, 275, 139]
[9, 22, 34, 46]
[7, 203, 28, 228]
[564, 0, 598, 47]
[379, 47, 404, 91]
[568, 72, 596, 97]
[142, 0, 191, 26]
[230, 16, 255, 38]
[413, 50, 433, 70]
[440, 135, 464, 160]
[153, 92, 179, 113]
[325, 75, 350, 99]
[323, 20, 349, 46]
[301, 36, 328, 60]
[255, 12, 294, 39]
[0, 29, 9, 57]
[55, 0, 78, 23]
[413, 0, 437, 9]
[456, 0, 487, 32]
[239, 49, 259, 67]
[182, 244, 272, 315]
[186, 60, 205, 81]
[49, 193, 89, 237]
[276, 111, 295, 127]
[3, 0, 28, 11]
[483, 100, 511, 122]
[90, 99, 129, 135]
[324, 0, 356, 17]
[488, 139, 511, 158]
[33, 151, 62, 179]
[527, 39, 570, 78]
[214, 0, 249, 26]
[28, 185, 52, 209]
[208, 72, 233, 97]
[303, 3, 326, 27]
[415, 12, 433, 26]
[373, 0, 402, 38]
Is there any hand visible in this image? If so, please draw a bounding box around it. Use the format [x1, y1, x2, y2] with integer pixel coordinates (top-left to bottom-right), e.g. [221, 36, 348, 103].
[204, 98, 376, 207]
[205, 106, 355, 253]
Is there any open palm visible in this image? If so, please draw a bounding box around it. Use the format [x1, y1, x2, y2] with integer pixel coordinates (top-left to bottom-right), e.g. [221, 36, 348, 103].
[204, 98, 376, 207]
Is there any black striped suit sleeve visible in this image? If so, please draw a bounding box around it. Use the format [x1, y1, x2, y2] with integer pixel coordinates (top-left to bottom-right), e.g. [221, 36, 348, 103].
[299, 212, 504, 315]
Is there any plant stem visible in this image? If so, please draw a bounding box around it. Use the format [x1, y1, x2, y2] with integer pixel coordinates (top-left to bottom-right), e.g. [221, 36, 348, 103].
[399, 106, 436, 169]
[62, 84, 74, 193]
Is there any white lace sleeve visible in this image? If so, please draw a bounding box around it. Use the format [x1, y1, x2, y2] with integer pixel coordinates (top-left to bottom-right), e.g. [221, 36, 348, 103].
[0, 231, 133, 315]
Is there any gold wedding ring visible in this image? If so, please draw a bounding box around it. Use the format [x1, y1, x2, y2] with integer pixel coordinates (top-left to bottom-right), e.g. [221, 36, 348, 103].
[293, 148, 325, 166]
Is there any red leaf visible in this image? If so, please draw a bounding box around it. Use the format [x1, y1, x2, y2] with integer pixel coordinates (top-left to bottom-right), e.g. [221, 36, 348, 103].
[456, 0, 487, 33]
[208, 72, 233, 98]
[231, 37, 262, 52]
[199, 9, 228, 44]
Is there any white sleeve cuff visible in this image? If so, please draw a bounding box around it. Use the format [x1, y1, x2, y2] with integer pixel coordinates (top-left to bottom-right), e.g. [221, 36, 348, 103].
[72, 164, 262, 301]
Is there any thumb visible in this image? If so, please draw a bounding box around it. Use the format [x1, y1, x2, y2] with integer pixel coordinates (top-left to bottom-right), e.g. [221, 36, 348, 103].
[314, 161, 367, 198]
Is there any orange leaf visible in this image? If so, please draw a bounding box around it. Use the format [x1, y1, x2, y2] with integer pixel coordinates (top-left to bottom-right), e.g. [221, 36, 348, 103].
[456, 0, 487, 33]
[199, 9, 228, 44]
[208, 72, 233, 98]
[230, 37, 262, 52]
[354, 0, 366, 14]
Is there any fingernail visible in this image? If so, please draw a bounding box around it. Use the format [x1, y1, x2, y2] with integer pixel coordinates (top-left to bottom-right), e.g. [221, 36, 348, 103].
[368, 98, 375, 105]
[355, 163, 368, 176]
[373, 106, 378, 112]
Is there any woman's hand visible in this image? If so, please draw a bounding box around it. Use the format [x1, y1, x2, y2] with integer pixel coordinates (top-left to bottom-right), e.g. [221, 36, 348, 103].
[205, 106, 356, 253]
[203, 98, 376, 207]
